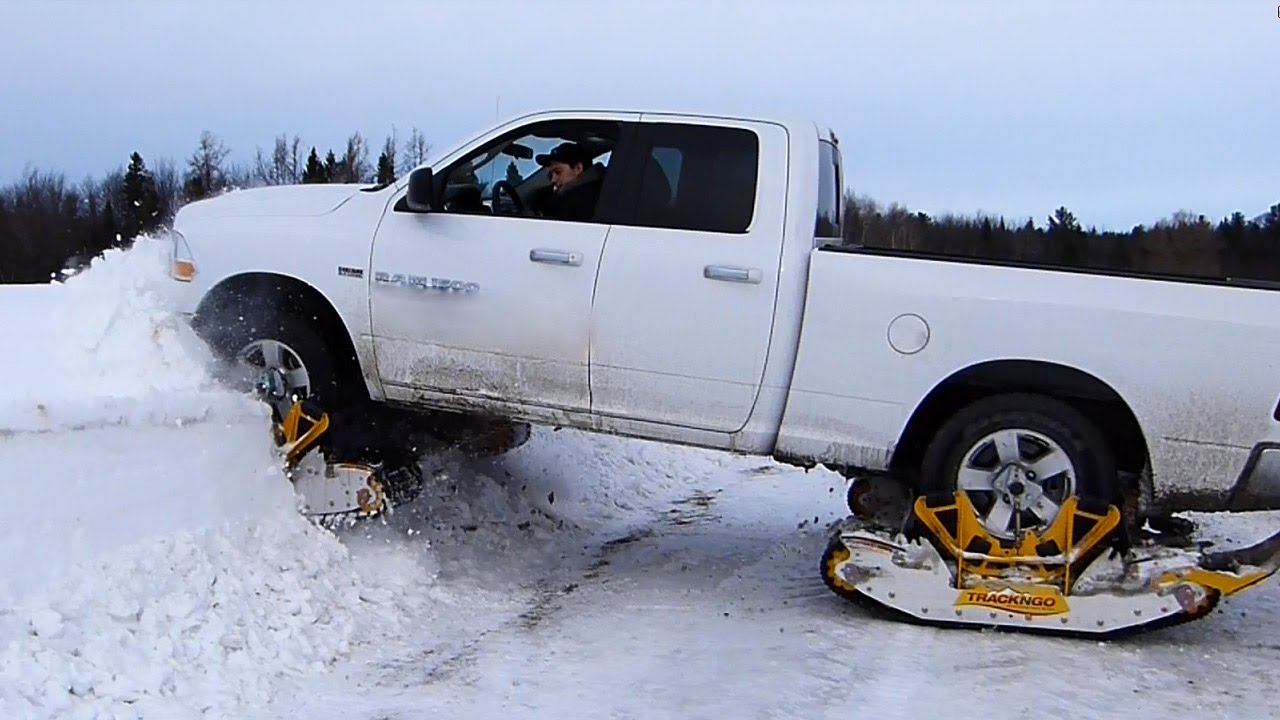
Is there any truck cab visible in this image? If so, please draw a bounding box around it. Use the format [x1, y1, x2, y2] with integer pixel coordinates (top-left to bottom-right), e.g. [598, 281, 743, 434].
[173, 108, 841, 456]
[177, 109, 839, 438]
[369, 110, 839, 441]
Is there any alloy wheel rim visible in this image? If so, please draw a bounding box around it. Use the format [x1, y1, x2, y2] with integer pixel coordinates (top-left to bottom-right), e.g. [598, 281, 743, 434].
[955, 427, 1077, 540]
[236, 339, 311, 416]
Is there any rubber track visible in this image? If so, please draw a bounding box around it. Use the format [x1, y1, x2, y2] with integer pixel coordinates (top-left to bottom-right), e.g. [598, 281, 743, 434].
[818, 536, 1220, 640]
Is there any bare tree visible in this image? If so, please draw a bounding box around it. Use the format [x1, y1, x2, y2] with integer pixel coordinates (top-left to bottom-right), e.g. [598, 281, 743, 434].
[223, 160, 254, 190]
[98, 166, 125, 215]
[183, 130, 232, 202]
[336, 132, 372, 183]
[79, 176, 101, 216]
[254, 133, 304, 186]
[402, 126, 431, 169]
[151, 155, 181, 221]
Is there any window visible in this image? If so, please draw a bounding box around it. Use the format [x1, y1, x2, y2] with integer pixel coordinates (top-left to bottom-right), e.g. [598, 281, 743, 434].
[630, 123, 759, 234]
[436, 120, 621, 223]
[815, 139, 842, 239]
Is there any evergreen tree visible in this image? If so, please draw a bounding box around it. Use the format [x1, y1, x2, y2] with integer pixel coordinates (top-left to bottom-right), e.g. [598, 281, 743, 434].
[1217, 211, 1250, 278]
[1046, 206, 1084, 265]
[376, 151, 396, 185]
[301, 147, 327, 183]
[1263, 203, 1280, 235]
[1048, 206, 1081, 233]
[119, 152, 163, 242]
[505, 161, 522, 186]
[379, 130, 399, 183]
[323, 150, 339, 183]
[977, 216, 995, 255]
[1219, 212, 1248, 246]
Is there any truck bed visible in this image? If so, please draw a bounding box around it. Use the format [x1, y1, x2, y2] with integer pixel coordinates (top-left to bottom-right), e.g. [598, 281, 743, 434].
[772, 241, 1280, 509]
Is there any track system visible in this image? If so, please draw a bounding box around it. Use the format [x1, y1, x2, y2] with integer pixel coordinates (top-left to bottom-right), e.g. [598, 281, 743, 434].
[823, 480, 1280, 638]
[272, 398, 424, 530]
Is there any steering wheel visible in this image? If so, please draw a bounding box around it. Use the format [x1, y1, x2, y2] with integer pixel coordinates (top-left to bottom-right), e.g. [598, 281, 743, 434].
[491, 180, 525, 216]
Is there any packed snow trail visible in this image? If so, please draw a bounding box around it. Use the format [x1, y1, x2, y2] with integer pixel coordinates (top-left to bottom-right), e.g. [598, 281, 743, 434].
[270, 437, 1280, 720]
[2, 240, 1278, 719]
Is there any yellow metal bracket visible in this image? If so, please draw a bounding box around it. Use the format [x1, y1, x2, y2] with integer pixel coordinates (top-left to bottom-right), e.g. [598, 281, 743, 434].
[273, 399, 330, 469]
[911, 492, 1121, 595]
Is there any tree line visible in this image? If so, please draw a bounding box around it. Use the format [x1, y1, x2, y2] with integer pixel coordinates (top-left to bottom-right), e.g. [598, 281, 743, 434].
[0, 127, 430, 283]
[0, 126, 1276, 284]
[841, 195, 1280, 283]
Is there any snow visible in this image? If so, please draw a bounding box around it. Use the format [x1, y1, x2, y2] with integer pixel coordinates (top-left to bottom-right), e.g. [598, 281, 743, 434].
[0, 241, 258, 434]
[0, 241, 429, 718]
[2, 238, 1280, 718]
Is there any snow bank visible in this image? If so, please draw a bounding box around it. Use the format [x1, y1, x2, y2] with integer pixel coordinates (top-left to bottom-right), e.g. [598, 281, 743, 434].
[0, 241, 436, 718]
[0, 237, 261, 433]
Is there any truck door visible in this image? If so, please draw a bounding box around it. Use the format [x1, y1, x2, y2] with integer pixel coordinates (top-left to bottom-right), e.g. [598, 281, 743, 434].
[368, 116, 638, 414]
[589, 117, 788, 433]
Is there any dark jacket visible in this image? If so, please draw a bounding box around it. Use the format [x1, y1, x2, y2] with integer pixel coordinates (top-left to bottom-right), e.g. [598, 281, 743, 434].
[539, 165, 604, 222]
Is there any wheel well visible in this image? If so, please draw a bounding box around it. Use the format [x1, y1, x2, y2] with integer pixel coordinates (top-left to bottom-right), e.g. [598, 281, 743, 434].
[192, 272, 368, 402]
[890, 360, 1151, 481]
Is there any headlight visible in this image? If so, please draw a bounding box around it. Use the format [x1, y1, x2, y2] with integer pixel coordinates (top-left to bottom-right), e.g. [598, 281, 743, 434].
[170, 229, 197, 282]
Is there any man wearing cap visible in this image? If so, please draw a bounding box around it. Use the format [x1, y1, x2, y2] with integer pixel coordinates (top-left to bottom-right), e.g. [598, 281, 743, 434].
[532, 142, 605, 222]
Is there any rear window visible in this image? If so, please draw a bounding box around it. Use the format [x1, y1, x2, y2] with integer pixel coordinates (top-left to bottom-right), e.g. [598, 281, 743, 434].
[815, 138, 842, 239]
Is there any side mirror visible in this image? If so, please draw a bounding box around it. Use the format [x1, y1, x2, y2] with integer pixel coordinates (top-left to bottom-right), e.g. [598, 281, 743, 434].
[404, 167, 436, 212]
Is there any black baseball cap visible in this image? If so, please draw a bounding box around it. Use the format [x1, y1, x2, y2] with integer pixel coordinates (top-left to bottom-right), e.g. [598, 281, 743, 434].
[535, 142, 590, 168]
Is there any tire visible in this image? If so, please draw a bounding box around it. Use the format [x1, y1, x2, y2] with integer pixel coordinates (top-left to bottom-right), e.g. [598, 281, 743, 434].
[200, 302, 343, 421]
[917, 392, 1118, 541]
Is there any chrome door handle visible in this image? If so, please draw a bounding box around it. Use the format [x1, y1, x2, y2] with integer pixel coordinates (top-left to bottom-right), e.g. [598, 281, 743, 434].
[529, 248, 583, 266]
[703, 264, 762, 284]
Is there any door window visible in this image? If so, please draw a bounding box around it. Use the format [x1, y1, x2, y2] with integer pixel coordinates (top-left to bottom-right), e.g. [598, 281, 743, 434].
[627, 123, 760, 234]
[437, 120, 621, 224]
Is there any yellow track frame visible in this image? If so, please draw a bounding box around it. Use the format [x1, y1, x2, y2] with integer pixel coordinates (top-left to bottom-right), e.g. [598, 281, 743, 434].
[272, 400, 331, 470]
[822, 489, 1280, 636]
[911, 492, 1121, 595]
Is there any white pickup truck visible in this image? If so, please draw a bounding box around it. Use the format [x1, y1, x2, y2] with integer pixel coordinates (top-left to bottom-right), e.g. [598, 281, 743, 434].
[168, 106, 1280, 560]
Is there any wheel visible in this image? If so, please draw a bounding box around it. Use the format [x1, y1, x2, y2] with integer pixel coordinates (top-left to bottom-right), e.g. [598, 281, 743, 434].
[200, 303, 342, 423]
[918, 393, 1118, 541]
[844, 474, 913, 531]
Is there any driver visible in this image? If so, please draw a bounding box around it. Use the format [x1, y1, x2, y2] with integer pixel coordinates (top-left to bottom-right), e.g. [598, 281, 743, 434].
[534, 142, 604, 222]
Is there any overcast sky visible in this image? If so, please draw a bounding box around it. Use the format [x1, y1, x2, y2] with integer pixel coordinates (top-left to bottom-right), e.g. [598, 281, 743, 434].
[0, 0, 1275, 230]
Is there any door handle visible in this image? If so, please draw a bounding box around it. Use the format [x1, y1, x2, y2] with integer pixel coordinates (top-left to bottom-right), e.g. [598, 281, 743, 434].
[529, 248, 583, 266]
[703, 264, 762, 284]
